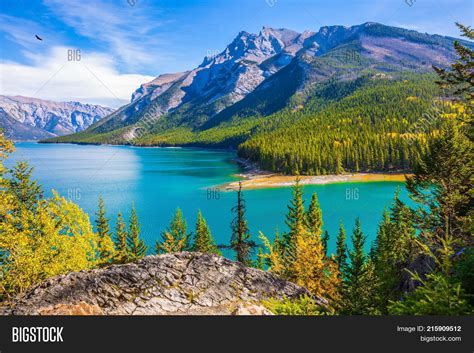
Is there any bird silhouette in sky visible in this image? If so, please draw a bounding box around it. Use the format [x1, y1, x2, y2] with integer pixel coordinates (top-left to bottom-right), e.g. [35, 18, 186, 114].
[35, 34, 43, 41]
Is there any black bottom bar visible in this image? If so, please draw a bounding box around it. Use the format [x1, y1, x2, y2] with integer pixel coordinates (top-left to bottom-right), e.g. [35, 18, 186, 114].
[0, 316, 473, 353]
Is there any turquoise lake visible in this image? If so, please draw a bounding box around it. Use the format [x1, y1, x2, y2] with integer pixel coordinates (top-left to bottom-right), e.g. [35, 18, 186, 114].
[7, 142, 412, 258]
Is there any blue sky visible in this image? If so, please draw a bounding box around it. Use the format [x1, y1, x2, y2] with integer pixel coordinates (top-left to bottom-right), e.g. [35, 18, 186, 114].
[0, 0, 472, 107]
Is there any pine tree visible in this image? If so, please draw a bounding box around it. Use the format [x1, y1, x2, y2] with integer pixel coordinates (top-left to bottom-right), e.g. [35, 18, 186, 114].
[335, 221, 347, 271]
[343, 218, 375, 314]
[7, 161, 43, 211]
[349, 218, 366, 282]
[406, 120, 472, 247]
[95, 196, 115, 262]
[283, 175, 306, 264]
[371, 209, 390, 261]
[372, 197, 416, 313]
[433, 23, 473, 103]
[127, 205, 147, 260]
[157, 208, 190, 254]
[230, 182, 254, 265]
[408, 23, 473, 250]
[192, 210, 220, 255]
[114, 212, 128, 263]
[306, 192, 323, 237]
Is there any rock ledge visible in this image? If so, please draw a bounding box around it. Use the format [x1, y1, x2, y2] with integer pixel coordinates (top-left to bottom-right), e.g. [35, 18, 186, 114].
[2, 252, 313, 315]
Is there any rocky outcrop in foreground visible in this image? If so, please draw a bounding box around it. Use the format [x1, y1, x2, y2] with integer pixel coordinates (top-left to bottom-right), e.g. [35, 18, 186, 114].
[2, 252, 316, 315]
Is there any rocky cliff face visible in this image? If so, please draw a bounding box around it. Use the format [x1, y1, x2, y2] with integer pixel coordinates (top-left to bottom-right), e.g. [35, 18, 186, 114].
[2, 252, 315, 315]
[0, 95, 114, 140]
[89, 27, 314, 134]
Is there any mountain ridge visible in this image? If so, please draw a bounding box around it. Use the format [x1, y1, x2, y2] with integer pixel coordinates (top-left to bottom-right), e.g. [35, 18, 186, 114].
[0, 95, 114, 140]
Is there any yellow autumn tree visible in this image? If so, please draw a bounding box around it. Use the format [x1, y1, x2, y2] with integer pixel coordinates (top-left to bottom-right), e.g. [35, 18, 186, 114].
[259, 231, 285, 276]
[260, 187, 341, 304]
[0, 132, 109, 300]
[292, 231, 341, 301]
[0, 191, 105, 299]
[261, 229, 341, 301]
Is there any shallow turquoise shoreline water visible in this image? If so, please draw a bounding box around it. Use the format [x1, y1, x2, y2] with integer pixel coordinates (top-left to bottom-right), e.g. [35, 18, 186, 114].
[7, 142, 412, 257]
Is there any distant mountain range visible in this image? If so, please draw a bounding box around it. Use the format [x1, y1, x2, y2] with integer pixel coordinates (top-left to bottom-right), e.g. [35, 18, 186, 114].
[0, 96, 114, 140]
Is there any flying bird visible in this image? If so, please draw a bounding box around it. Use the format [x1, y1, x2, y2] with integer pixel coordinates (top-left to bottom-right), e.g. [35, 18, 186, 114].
[35, 35, 43, 41]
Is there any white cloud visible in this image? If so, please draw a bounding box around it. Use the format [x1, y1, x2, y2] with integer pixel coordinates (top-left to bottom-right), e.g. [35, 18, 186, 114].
[0, 46, 154, 108]
[43, 0, 172, 71]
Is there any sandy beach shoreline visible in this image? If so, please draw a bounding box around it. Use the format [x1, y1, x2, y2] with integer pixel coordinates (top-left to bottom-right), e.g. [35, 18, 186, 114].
[219, 158, 409, 190]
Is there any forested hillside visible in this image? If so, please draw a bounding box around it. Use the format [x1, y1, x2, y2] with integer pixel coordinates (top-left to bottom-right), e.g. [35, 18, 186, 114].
[238, 74, 459, 174]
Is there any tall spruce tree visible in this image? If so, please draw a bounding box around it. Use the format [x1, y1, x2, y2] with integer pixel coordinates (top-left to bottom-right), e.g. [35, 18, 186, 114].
[343, 218, 375, 314]
[127, 205, 147, 260]
[192, 210, 220, 255]
[283, 175, 306, 263]
[433, 23, 473, 104]
[95, 196, 114, 261]
[335, 221, 347, 271]
[372, 197, 416, 313]
[306, 191, 330, 255]
[230, 182, 254, 265]
[412, 22, 473, 249]
[114, 212, 128, 263]
[406, 121, 472, 247]
[306, 192, 323, 237]
[7, 161, 43, 212]
[371, 209, 390, 260]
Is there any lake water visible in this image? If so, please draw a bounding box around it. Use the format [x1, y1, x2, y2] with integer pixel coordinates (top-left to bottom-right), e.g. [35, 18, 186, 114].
[7, 142, 411, 258]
